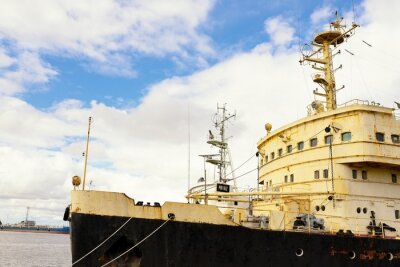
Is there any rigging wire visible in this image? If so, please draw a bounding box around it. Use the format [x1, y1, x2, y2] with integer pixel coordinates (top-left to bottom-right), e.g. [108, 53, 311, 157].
[223, 152, 256, 180]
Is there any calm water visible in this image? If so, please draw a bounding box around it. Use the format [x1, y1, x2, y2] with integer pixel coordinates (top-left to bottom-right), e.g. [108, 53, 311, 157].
[0, 231, 71, 267]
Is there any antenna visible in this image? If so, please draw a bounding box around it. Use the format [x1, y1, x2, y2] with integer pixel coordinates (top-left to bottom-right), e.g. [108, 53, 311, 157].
[82, 117, 92, 191]
[25, 206, 30, 227]
[300, 12, 359, 111]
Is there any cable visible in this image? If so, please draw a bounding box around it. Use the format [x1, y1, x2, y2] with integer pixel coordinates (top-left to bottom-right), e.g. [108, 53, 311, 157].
[223, 152, 256, 180]
[72, 217, 133, 266]
[100, 219, 170, 267]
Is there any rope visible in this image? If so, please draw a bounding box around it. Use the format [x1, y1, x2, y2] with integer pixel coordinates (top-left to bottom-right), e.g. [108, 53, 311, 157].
[100, 219, 170, 267]
[71, 217, 133, 266]
[224, 152, 256, 180]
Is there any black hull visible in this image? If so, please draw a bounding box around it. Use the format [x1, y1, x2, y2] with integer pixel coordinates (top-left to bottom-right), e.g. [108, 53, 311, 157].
[71, 213, 400, 267]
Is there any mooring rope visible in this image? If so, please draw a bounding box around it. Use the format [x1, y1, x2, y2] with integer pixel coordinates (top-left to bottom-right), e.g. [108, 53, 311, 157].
[99, 218, 171, 267]
[71, 216, 133, 266]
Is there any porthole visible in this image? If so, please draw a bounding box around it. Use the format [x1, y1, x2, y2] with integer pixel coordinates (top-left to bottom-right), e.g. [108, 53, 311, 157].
[315, 206, 320, 211]
[321, 205, 325, 211]
[349, 251, 356, 260]
[363, 208, 368, 214]
[356, 207, 361, 213]
[295, 248, 304, 257]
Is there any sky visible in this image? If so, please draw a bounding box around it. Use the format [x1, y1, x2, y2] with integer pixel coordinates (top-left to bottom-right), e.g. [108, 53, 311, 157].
[0, 0, 399, 225]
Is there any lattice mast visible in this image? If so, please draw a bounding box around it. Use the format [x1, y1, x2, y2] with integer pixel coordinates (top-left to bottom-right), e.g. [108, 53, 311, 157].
[300, 12, 358, 111]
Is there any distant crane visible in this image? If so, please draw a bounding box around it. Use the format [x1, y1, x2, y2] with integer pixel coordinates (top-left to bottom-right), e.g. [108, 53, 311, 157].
[25, 206, 30, 227]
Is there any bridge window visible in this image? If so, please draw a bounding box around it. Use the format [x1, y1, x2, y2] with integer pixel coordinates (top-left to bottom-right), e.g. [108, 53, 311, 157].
[352, 170, 357, 179]
[287, 145, 292, 153]
[391, 134, 399, 143]
[341, 132, 352, 141]
[265, 155, 268, 162]
[278, 148, 283, 157]
[271, 152, 275, 160]
[324, 135, 333, 144]
[297, 141, 304, 150]
[290, 174, 294, 182]
[310, 138, 318, 147]
[392, 174, 398, 183]
[396, 210, 400, 219]
[284, 175, 288, 183]
[362, 170, 367, 180]
[323, 169, 329, 178]
[376, 132, 385, 142]
[314, 170, 320, 179]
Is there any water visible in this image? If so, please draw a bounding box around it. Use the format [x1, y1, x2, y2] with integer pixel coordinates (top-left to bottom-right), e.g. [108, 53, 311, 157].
[0, 231, 71, 267]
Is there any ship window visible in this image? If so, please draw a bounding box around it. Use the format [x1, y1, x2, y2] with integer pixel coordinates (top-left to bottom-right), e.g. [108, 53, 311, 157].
[352, 170, 357, 179]
[314, 170, 320, 179]
[321, 205, 325, 211]
[284, 175, 288, 183]
[271, 152, 275, 160]
[363, 208, 368, 214]
[356, 207, 361, 213]
[315, 206, 320, 211]
[323, 169, 329, 178]
[287, 145, 292, 153]
[376, 132, 385, 142]
[260, 158, 264, 165]
[324, 135, 333, 144]
[278, 148, 283, 157]
[362, 170, 367, 180]
[310, 138, 318, 147]
[290, 174, 294, 182]
[392, 174, 398, 183]
[297, 141, 304, 150]
[341, 132, 352, 141]
[391, 134, 399, 143]
[269, 180, 272, 187]
[395, 210, 400, 219]
[265, 155, 268, 162]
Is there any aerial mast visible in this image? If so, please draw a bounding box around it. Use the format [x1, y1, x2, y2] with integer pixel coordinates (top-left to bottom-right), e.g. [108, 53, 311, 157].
[300, 11, 358, 111]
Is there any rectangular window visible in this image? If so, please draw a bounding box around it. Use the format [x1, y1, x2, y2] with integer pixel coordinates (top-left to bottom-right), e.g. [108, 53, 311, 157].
[278, 148, 283, 157]
[341, 132, 352, 141]
[290, 174, 294, 182]
[323, 169, 329, 178]
[269, 180, 272, 187]
[396, 210, 400, 219]
[284, 175, 288, 183]
[376, 132, 385, 142]
[287, 145, 292, 153]
[297, 141, 304, 150]
[392, 174, 398, 183]
[271, 152, 275, 160]
[260, 158, 264, 165]
[391, 134, 400, 143]
[314, 170, 320, 179]
[324, 135, 333, 144]
[310, 138, 318, 147]
[352, 170, 357, 179]
[265, 155, 268, 162]
[362, 170, 367, 180]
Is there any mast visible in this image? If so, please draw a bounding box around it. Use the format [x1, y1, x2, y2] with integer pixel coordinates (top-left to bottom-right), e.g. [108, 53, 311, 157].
[82, 117, 92, 191]
[206, 104, 236, 183]
[25, 206, 30, 227]
[300, 12, 358, 111]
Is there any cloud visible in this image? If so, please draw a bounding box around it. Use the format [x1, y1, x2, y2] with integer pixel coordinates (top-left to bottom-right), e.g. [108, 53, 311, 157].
[0, 51, 57, 95]
[310, 6, 333, 25]
[264, 16, 296, 47]
[0, 0, 215, 78]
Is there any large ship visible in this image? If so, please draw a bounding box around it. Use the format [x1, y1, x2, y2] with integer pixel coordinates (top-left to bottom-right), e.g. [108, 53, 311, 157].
[66, 13, 400, 266]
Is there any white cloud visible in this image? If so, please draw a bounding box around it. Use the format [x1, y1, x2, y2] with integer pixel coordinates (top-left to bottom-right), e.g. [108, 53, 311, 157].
[264, 16, 295, 46]
[310, 6, 333, 25]
[0, 0, 215, 77]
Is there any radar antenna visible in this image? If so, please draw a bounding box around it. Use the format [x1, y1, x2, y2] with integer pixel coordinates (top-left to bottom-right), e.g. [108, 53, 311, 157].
[300, 11, 359, 111]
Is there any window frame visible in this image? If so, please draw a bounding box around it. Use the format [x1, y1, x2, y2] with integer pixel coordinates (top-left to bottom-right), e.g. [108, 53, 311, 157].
[324, 135, 333, 144]
[310, 138, 318, 147]
[376, 132, 385, 142]
[314, 170, 320, 179]
[341, 132, 352, 142]
[297, 141, 304, 150]
[391, 134, 399, 144]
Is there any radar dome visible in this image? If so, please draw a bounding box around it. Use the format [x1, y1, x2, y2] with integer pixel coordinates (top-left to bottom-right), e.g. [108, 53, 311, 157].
[265, 123, 272, 133]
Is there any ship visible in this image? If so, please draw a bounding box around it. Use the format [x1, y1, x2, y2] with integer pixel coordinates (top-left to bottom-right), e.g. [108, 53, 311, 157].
[65, 13, 400, 266]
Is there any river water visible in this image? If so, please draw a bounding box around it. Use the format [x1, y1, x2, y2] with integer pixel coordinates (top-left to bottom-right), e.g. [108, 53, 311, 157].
[0, 231, 71, 267]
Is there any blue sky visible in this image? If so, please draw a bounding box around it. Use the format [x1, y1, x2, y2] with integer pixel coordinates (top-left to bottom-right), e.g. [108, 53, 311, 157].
[0, 0, 398, 225]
